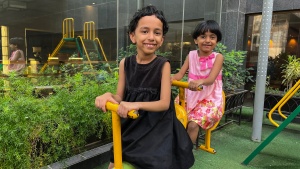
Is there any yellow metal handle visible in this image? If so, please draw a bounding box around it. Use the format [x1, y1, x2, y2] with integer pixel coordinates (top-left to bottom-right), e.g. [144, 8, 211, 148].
[105, 102, 139, 169]
[106, 102, 139, 119]
[172, 80, 202, 91]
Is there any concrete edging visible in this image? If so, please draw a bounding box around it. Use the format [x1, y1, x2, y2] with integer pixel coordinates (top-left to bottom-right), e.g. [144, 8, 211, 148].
[42, 142, 112, 169]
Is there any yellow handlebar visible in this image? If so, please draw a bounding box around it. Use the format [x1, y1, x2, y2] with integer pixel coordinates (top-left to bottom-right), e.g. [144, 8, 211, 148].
[105, 102, 139, 119]
[172, 80, 203, 91]
[105, 102, 138, 168]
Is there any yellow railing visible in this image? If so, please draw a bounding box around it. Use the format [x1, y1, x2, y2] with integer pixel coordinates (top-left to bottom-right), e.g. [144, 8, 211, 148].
[63, 18, 74, 38]
[83, 21, 95, 40]
[268, 79, 300, 127]
[77, 36, 93, 70]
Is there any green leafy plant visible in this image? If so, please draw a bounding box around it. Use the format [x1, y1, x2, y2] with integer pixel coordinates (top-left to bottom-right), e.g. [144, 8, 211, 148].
[0, 70, 117, 168]
[214, 43, 253, 92]
[281, 55, 300, 90]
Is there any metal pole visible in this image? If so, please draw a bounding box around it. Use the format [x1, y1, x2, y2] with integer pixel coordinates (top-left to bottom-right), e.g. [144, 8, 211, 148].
[219, 0, 222, 26]
[1, 26, 9, 75]
[180, 0, 185, 66]
[116, 0, 119, 66]
[137, 0, 143, 10]
[252, 0, 274, 142]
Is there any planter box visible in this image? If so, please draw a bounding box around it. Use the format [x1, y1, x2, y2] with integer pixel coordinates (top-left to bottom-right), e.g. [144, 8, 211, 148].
[223, 89, 249, 125]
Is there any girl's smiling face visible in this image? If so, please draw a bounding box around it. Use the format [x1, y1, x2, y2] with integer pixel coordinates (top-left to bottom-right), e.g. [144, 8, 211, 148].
[9, 44, 18, 51]
[129, 15, 164, 57]
[194, 31, 218, 56]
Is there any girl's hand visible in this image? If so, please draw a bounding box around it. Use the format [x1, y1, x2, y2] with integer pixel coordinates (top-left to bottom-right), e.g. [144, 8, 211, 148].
[117, 101, 140, 118]
[170, 76, 176, 85]
[95, 93, 118, 112]
[188, 80, 202, 91]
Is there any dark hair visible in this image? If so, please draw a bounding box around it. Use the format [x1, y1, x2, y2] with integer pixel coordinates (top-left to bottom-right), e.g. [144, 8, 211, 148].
[192, 20, 222, 42]
[128, 5, 169, 36]
[9, 37, 24, 49]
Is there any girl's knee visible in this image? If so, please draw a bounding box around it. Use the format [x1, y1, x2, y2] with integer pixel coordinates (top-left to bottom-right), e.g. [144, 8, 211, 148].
[187, 121, 199, 131]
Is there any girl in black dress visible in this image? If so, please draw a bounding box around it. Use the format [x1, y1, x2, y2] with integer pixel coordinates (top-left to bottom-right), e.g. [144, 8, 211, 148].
[95, 5, 194, 169]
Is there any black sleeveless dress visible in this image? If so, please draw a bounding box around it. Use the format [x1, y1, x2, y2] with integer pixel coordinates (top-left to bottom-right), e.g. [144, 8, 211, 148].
[111, 55, 194, 169]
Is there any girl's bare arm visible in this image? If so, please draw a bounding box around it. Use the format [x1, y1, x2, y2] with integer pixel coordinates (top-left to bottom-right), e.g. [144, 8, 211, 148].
[10, 50, 21, 61]
[95, 59, 125, 112]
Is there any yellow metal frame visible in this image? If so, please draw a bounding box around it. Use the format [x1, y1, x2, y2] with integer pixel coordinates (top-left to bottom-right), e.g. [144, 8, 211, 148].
[172, 80, 225, 154]
[105, 102, 138, 169]
[40, 18, 75, 72]
[94, 38, 108, 62]
[77, 36, 93, 70]
[268, 79, 300, 127]
[41, 18, 111, 73]
[83, 21, 95, 40]
[83, 21, 111, 72]
[199, 91, 225, 153]
[105, 80, 224, 168]
[63, 18, 74, 38]
[1, 26, 9, 75]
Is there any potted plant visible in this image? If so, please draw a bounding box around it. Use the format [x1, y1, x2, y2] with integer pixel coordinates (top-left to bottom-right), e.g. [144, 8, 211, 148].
[281, 55, 300, 90]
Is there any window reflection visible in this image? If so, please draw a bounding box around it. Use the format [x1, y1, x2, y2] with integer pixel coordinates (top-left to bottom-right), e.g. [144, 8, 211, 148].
[246, 12, 300, 91]
[160, 20, 200, 72]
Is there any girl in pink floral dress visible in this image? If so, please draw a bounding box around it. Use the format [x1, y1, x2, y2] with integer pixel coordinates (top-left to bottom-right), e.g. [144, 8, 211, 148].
[171, 20, 224, 144]
[9, 37, 25, 73]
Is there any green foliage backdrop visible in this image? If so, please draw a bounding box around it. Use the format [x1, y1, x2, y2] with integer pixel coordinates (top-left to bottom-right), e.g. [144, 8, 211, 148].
[0, 71, 117, 168]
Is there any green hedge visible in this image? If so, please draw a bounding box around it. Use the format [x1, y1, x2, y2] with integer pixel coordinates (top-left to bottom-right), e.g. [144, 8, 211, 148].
[0, 71, 117, 168]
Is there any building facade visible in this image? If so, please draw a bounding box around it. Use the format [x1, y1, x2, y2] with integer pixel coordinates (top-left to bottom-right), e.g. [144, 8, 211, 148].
[0, 0, 299, 90]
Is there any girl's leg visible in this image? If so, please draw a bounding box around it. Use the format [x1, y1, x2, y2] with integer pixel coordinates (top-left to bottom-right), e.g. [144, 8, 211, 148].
[187, 121, 200, 144]
[108, 162, 114, 169]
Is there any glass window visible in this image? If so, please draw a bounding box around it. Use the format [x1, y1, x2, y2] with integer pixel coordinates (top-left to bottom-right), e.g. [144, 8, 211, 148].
[160, 20, 200, 72]
[245, 11, 300, 90]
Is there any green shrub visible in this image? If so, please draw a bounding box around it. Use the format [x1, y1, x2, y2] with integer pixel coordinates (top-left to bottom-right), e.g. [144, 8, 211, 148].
[214, 43, 253, 92]
[0, 70, 117, 168]
[281, 55, 300, 90]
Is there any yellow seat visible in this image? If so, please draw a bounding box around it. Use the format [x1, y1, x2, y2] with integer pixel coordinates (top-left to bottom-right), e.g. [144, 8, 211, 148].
[198, 91, 226, 153]
[172, 80, 226, 154]
[175, 103, 188, 128]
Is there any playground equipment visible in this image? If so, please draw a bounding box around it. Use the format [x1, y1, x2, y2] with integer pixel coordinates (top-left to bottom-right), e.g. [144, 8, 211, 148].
[268, 79, 300, 127]
[105, 102, 139, 169]
[105, 80, 226, 168]
[40, 18, 110, 73]
[242, 79, 300, 165]
[172, 80, 226, 154]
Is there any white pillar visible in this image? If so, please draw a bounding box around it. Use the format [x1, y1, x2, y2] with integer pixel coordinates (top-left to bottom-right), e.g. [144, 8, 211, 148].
[252, 0, 274, 142]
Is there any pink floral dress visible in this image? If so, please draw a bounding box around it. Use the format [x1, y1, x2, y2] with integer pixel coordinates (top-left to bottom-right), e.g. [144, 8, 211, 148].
[9, 50, 25, 72]
[186, 50, 223, 130]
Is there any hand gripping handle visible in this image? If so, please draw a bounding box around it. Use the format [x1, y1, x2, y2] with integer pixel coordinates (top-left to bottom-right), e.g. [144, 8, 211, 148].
[105, 102, 139, 119]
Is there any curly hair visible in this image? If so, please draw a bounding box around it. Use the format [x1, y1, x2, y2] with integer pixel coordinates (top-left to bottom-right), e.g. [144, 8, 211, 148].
[128, 5, 169, 36]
